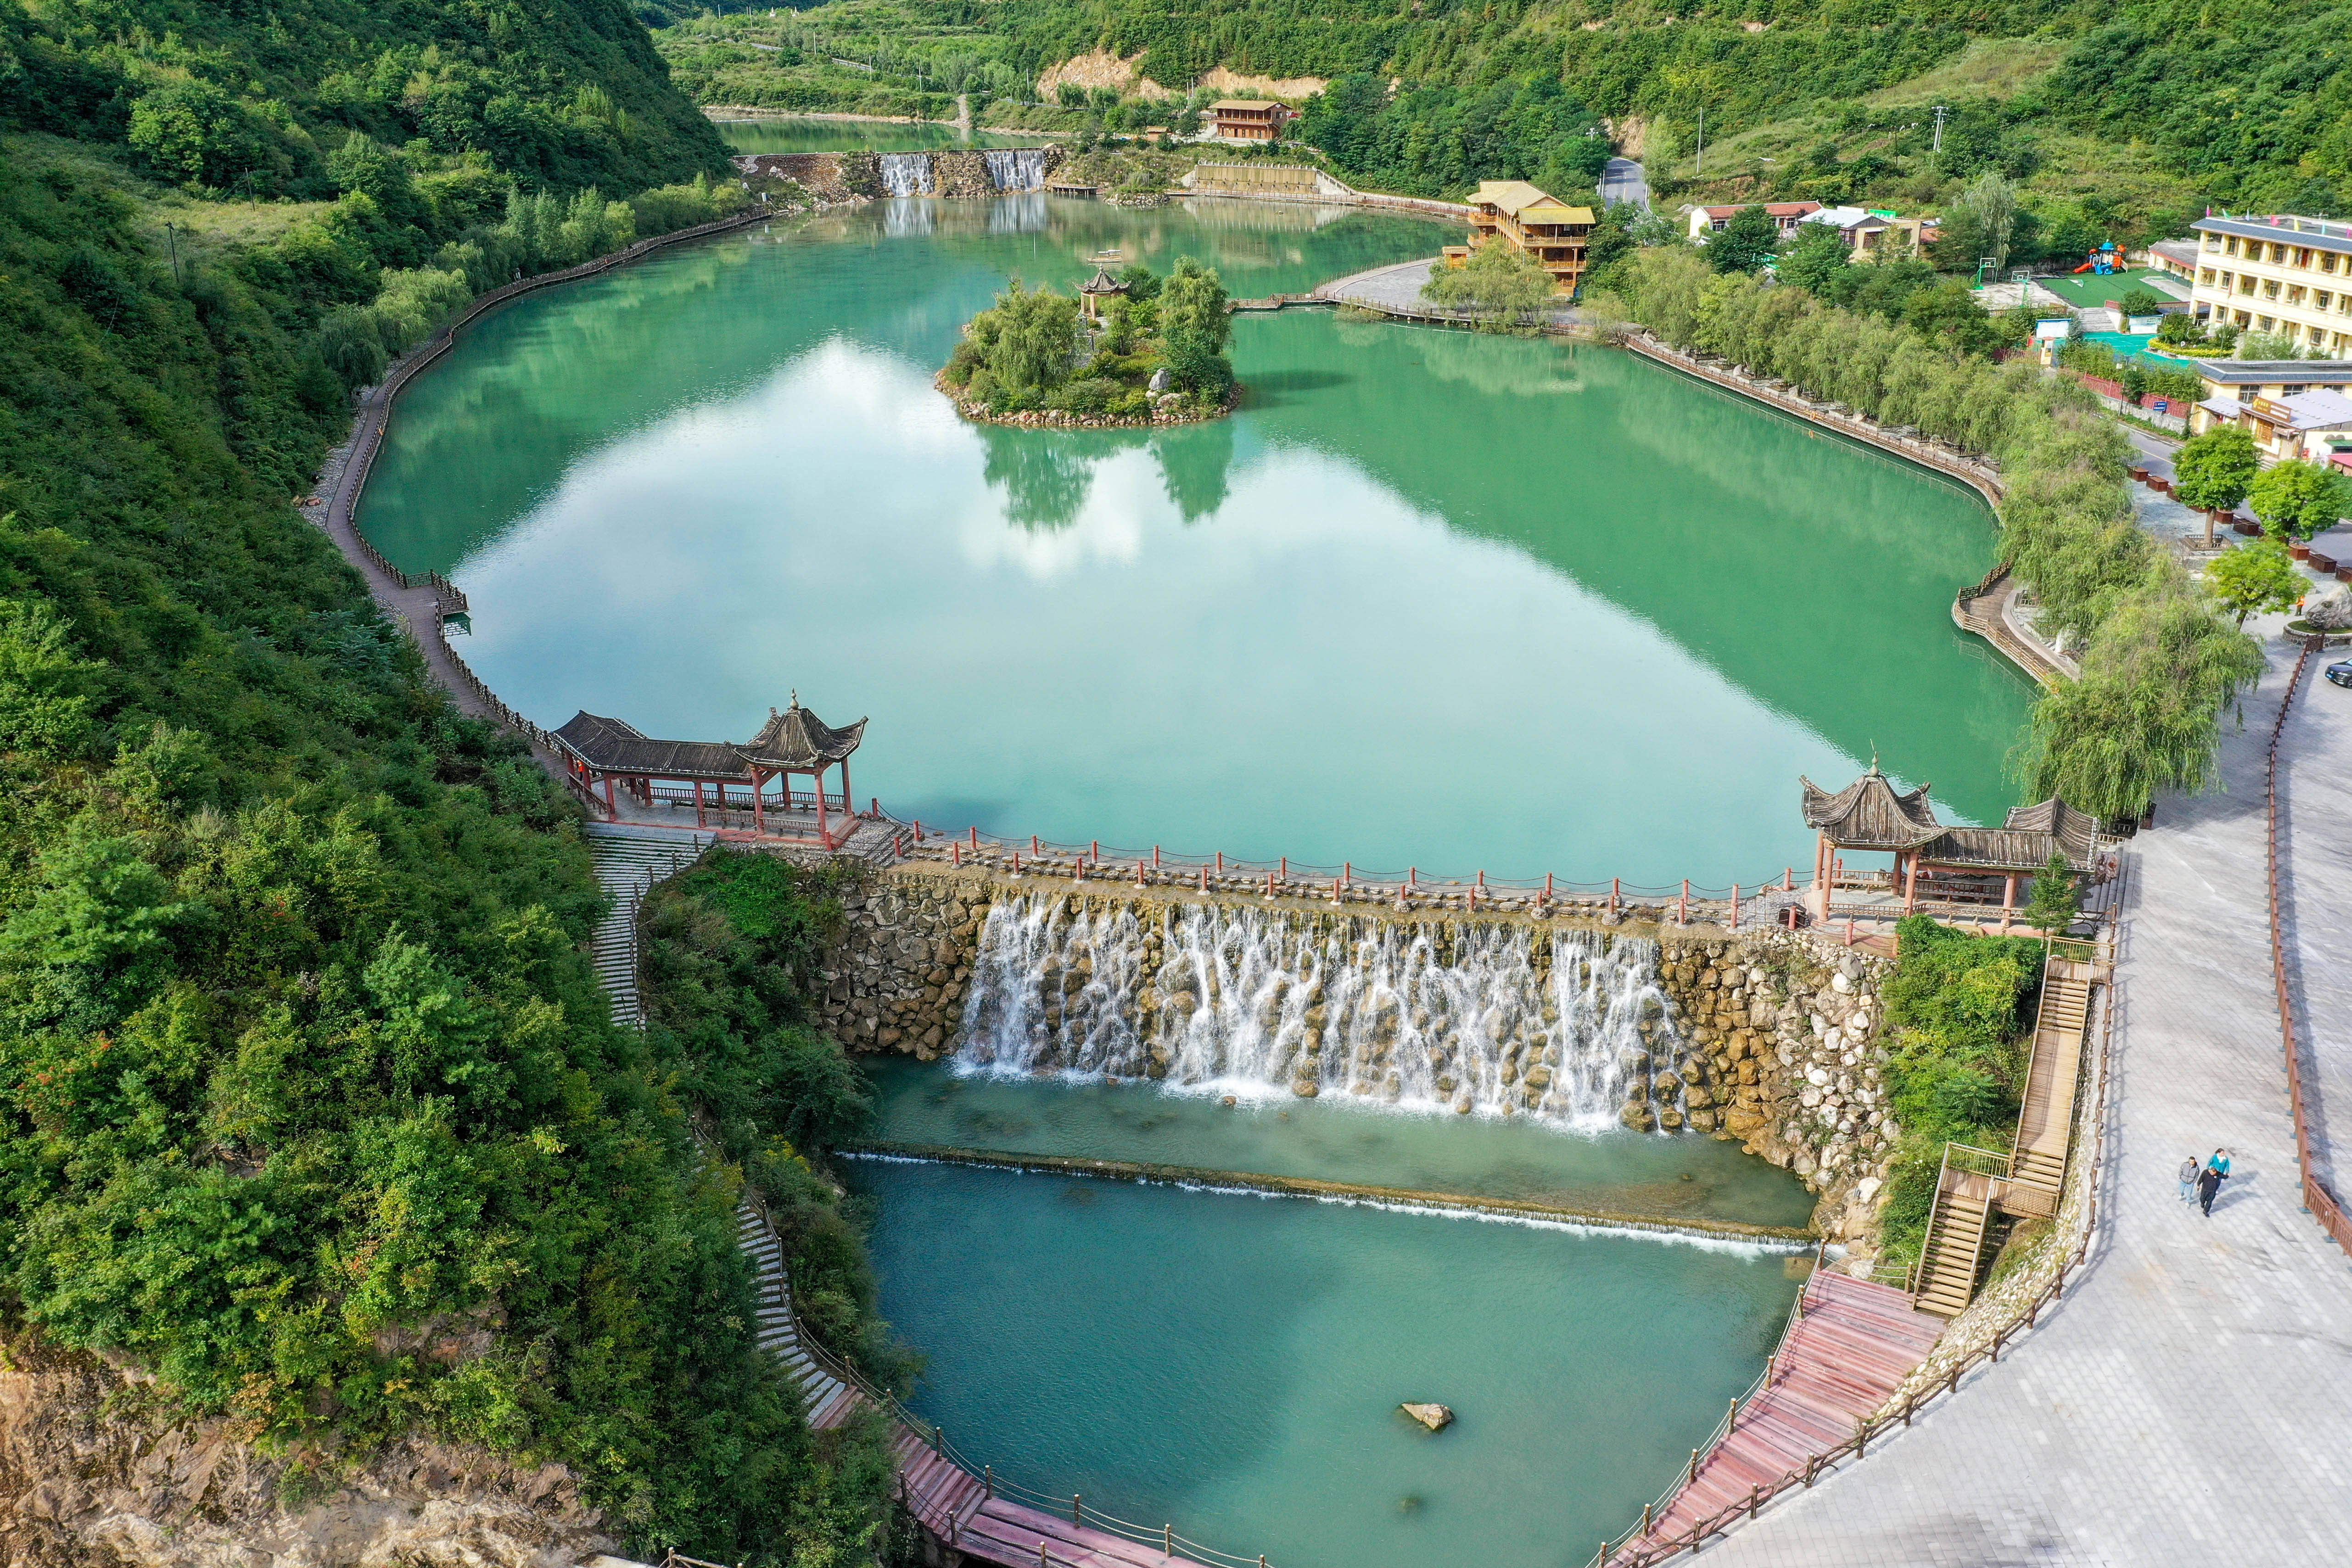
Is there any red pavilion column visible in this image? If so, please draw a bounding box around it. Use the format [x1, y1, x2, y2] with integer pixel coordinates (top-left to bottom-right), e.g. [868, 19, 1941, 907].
[816, 767, 829, 845]
[752, 769, 767, 836]
[695, 779, 706, 828]
[841, 756, 853, 818]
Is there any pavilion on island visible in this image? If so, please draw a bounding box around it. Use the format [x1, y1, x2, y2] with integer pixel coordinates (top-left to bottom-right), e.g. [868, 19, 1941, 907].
[1800, 765, 2104, 918]
[1078, 266, 1127, 321]
[553, 693, 868, 847]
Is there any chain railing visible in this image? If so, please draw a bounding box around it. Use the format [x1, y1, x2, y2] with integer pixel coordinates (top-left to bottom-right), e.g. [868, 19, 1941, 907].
[2267, 638, 2352, 1254]
[892, 820, 1814, 928]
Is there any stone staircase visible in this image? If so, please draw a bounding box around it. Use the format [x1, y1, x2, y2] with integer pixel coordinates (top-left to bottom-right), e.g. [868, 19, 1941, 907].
[735, 1200, 859, 1428]
[584, 823, 713, 1026]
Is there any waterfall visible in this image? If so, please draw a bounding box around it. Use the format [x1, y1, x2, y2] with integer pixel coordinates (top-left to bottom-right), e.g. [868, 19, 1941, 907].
[878, 152, 933, 196]
[983, 148, 1050, 191]
[953, 897, 1683, 1129]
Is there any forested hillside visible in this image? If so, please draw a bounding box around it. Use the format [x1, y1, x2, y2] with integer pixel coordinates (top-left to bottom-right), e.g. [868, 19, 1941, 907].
[0, 3, 895, 1561]
[658, 0, 2349, 226]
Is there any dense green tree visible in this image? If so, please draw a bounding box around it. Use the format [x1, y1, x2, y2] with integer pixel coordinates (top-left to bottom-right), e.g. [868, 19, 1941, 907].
[2205, 536, 2307, 627]
[1708, 204, 1783, 275]
[2022, 852, 2081, 935]
[2172, 425, 2261, 546]
[2249, 457, 2352, 542]
[1421, 241, 1556, 329]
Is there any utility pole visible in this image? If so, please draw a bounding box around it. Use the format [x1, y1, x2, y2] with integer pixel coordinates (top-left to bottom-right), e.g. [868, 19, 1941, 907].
[1695, 108, 1704, 175]
[1932, 104, 1948, 157]
[162, 222, 181, 287]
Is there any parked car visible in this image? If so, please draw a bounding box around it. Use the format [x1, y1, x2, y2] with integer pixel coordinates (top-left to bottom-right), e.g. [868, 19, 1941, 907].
[2326, 660, 2352, 689]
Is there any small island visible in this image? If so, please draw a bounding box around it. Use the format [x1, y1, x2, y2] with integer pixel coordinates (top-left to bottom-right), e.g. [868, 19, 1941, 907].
[940, 258, 1238, 427]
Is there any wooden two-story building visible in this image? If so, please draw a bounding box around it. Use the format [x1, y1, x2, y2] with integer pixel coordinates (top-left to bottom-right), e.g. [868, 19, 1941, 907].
[1207, 100, 1294, 142]
[1465, 180, 1597, 293]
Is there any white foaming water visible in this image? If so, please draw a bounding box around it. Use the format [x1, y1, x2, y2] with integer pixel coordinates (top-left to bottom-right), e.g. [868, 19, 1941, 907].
[953, 896, 1686, 1129]
[983, 148, 1050, 190]
[879, 152, 934, 196]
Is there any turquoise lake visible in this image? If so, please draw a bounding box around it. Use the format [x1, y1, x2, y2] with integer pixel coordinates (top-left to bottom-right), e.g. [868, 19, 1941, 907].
[357, 195, 2030, 888]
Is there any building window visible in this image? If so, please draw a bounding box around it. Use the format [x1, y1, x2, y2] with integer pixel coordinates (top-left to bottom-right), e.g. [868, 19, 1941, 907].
[2289, 286, 2308, 305]
[2259, 314, 2275, 330]
[2236, 309, 2252, 326]
[2326, 254, 2341, 274]
[2297, 247, 2314, 267]
[2201, 268, 2217, 285]
[2265, 280, 2281, 299]
[2227, 236, 2242, 256]
[2273, 243, 2290, 263]
[2321, 291, 2336, 311]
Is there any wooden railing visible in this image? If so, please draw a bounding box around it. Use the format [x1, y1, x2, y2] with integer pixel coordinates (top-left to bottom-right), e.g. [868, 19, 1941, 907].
[730, 1182, 1275, 1568]
[2267, 638, 2352, 1254]
[1588, 922, 2120, 1568]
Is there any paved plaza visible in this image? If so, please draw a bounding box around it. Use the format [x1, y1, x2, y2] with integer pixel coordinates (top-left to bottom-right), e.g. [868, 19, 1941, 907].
[1699, 627, 2352, 1566]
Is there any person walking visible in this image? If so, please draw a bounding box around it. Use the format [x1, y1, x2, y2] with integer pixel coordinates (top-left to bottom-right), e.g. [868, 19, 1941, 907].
[2207, 1147, 2232, 1180]
[2197, 1159, 2227, 1217]
[2178, 1154, 2201, 1203]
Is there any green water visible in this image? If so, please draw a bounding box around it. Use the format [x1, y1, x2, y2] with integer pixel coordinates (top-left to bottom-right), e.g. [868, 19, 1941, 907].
[867, 1057, 1815, 1228]
[715, 117, 1036, 154]
[853, 1159, 1802, 1568]
[358, 195, 2030, 883]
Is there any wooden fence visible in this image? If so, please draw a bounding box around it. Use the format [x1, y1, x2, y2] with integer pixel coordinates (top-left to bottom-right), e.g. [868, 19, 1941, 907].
[2268, 638, 2352, 1254]
[1586, 928, 2119, 1566]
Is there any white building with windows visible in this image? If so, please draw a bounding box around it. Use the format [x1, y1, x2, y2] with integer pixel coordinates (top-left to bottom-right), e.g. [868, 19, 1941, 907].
[2189, 214, 2352, 354]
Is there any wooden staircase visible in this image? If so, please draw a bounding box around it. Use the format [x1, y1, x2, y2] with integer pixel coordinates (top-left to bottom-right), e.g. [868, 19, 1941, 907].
[583, 823, 712, 1026]
[1909, 945, 2105, 1316]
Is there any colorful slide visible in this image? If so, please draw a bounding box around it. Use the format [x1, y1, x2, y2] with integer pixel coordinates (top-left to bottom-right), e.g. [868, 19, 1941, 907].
[2071, 242, 2121, 275]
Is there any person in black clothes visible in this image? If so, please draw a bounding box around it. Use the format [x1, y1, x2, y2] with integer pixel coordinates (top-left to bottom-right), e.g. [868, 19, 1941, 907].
[2196, 1161, 2226, 1216]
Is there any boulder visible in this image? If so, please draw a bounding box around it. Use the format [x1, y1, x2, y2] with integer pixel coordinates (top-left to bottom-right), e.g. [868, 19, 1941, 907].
[1148, 368, 1173, 392]
[1399, 1402, 1454, 1432]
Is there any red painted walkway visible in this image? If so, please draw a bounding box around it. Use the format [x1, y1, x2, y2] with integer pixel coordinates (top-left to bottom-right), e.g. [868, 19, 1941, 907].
[1618, 1271, 1943, 1559]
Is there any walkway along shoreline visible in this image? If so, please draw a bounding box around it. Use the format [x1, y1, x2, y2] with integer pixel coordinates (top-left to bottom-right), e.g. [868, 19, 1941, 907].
[841, 1143, 1817, 1245]
[305, 203, 2163, 1568]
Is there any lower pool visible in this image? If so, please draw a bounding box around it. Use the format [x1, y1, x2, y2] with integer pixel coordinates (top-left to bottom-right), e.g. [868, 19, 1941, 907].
[852, 1159, 1805, 1568]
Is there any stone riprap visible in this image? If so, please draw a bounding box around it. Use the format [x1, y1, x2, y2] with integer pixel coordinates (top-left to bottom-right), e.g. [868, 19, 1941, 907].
[818, 866, 1895, 1238]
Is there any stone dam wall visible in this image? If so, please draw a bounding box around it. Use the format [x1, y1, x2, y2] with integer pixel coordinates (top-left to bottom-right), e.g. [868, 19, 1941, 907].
[818, 865, 1898, 1246]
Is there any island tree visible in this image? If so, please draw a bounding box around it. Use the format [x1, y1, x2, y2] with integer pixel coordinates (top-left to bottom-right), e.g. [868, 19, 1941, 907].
[1708, 203, 1784, 274]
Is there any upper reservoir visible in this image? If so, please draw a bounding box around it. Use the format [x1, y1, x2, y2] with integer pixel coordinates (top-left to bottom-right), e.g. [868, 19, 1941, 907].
[356, 196, 2032, 884]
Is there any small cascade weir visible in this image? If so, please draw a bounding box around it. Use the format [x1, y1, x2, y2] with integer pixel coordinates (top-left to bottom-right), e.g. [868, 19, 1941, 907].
[878, 151, 934, 196]
[983, 148, 1050, 191]
[954, 896, 1686, 1127]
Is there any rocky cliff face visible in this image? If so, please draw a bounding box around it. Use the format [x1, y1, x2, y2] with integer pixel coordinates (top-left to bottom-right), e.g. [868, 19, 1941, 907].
[0, 1331, 614, 1568]
[823, 868, 1898, 1246]
[1653, 933, 1895, 1250]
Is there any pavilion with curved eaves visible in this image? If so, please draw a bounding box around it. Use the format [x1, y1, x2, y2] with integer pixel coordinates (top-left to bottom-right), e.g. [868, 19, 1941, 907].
[553, 693, 868, 848]
[1801, 765, 2105, 920]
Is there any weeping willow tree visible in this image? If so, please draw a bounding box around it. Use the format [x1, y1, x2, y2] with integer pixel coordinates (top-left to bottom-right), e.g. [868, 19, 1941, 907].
[2015, 581, 2268, 821]
[1610, 243, 2268, 827]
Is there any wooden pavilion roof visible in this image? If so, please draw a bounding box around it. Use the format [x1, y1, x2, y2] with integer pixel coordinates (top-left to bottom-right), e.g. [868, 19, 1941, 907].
[1800, 767, 1943, 850]
[1804, 768, 2101, 873]
[552, 694, 865, 780]
[552, 712, 749, 780]
[741, 694, 866, 770]
[1080, 267, 1127, 295]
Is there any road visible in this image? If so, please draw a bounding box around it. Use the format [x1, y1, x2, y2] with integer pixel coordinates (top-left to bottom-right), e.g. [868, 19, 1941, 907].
[1600, 157, 1649, 211]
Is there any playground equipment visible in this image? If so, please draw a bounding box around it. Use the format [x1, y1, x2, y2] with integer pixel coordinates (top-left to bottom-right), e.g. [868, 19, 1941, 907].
[2071, 242, 2122, 275]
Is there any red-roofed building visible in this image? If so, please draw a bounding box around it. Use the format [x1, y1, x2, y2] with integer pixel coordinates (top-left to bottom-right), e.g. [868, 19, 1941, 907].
[1685, 201, 1822, 242]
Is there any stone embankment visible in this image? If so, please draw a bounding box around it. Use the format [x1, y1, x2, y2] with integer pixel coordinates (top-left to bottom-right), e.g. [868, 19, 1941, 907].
[818, 866, 1897, 1240]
